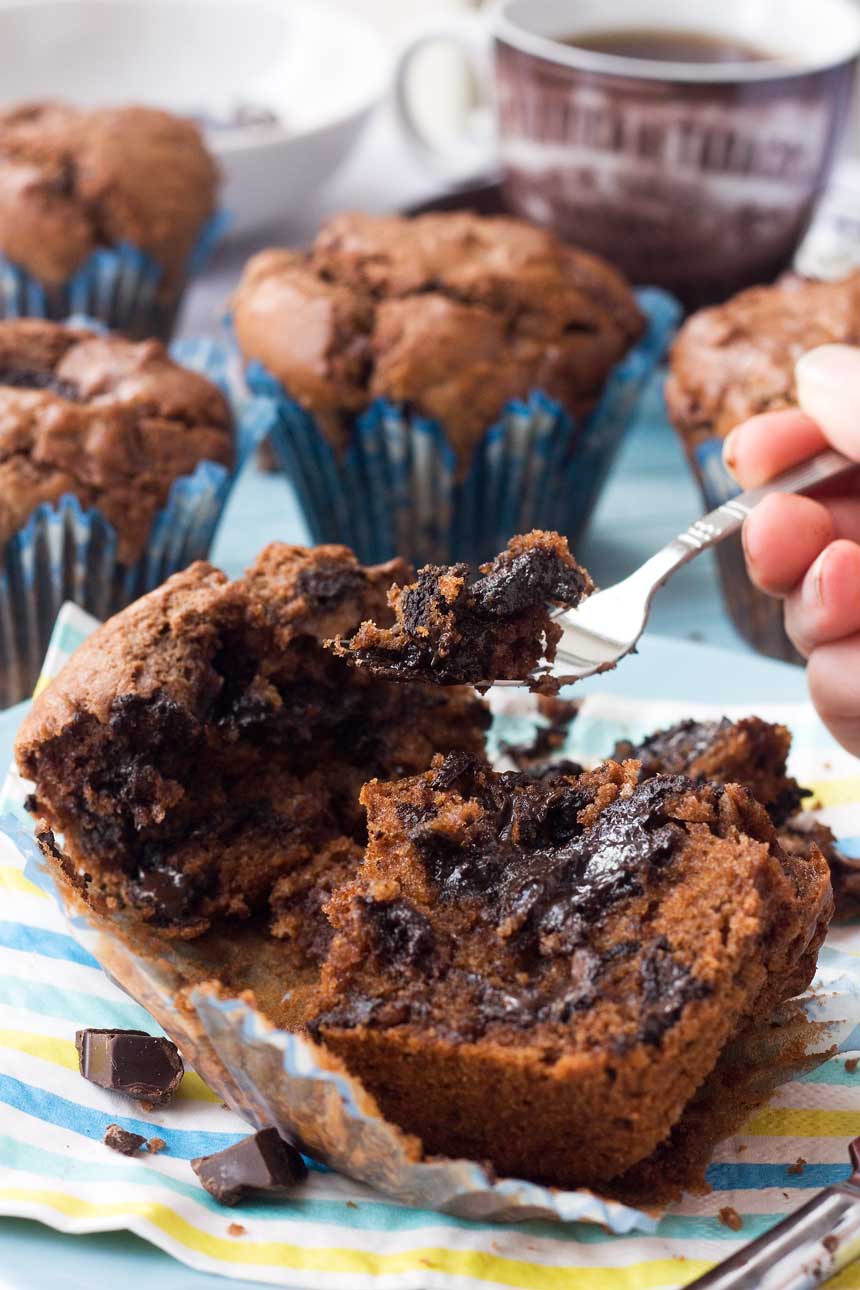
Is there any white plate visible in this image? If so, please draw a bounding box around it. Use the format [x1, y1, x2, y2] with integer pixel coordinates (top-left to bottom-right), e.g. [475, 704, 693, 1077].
[0, 0, 390, 236]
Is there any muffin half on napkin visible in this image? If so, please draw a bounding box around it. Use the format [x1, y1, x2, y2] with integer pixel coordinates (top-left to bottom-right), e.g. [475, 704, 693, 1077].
[14, 536, 833, 1195]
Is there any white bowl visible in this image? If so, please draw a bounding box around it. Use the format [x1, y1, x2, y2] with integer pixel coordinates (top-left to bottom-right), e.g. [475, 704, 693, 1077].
[0, 0, 389, 237]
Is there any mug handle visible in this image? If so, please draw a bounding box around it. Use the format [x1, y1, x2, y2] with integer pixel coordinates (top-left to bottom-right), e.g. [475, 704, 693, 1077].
[393, 12, 497, 176]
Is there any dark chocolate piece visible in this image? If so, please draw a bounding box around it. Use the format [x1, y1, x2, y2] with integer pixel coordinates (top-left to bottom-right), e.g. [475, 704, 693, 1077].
[104, 1123, 147, 1155]
[191, 1128, 308, 1206]
[76, 1028, 184, 1104]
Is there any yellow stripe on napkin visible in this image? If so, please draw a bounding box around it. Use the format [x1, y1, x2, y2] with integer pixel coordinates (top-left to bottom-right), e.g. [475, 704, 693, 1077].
[804, 778, 860, 809]
[745, 1107, 860, 1138]
[0, 866, 47, 900]
[0, 1187, 715, 1288]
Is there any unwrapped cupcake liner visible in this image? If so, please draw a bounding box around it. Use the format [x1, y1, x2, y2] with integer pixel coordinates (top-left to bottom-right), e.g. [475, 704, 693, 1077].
[252, 287, 680, 566]
[689, 437, 802, 665]
[0, 209, 229, 341]
[0, 330, 273, 707]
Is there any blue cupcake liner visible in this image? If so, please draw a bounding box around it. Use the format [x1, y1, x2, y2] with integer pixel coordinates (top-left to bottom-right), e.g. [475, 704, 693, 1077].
[0, 327, 274, 706]
[253, 287, 680, 566]
[0, 209, 229, 341]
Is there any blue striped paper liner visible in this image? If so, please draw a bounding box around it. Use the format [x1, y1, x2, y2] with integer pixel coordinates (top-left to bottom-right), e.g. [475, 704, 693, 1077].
[0, 328, 274, 706]
[253, 287, 680, 566]
[0, 209, 229, 341]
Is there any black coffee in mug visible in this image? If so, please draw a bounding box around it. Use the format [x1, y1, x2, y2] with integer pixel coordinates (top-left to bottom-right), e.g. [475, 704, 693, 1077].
[561, 27, 777, 63]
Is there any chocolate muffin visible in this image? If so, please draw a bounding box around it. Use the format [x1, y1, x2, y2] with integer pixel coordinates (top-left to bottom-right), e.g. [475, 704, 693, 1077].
[234, 210, 666, 566]
[235, 211, 643, 458]
[16, 542, 489, 943]
[614, 715, 856, 917]
[0, 102, 220, 337]
[328, 530, 592, 689]
[311, 753, 832, 1187]
[0, 318, 240, 705]
[665, 271, 860, 663]
[612, 717, 805, 827]
[0, 319, 233, 562]
[666, 271, 860, 448]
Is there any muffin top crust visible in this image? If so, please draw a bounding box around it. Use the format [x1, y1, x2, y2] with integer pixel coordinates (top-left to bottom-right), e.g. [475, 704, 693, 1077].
[0, 102, 219, 288]
[0, 319, 233, 560]
[233, 211, 643, 460]
[667, 271, 860, 446]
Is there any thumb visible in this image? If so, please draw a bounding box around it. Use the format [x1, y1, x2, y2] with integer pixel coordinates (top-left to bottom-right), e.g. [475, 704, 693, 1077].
[795, 344, 860, 463]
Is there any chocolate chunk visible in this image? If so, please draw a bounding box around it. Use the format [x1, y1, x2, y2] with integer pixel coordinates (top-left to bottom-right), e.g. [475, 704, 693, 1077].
[104, 1123, 147, 1155]
[191, 1128, 308, 1206]
[76, 1028, 184, 1104]
[364, 898, 435, 968]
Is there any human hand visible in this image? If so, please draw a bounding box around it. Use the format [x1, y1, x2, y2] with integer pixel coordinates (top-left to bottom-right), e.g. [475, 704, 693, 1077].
[722, 344, 860, 756]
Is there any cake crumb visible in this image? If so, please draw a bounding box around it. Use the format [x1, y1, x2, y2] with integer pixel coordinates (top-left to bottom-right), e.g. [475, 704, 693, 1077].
[147, 1137, 166, 1154]
[345, 1200, 358, 1209]
[824, 1235, 839, 1253]
[104, 1124, 146, 1156]
[845, 1058, 858, 1073]
[228, 1223, 246, 1237]
[787, 1157, 807, 1176]
[719, 1207, 743, 1232]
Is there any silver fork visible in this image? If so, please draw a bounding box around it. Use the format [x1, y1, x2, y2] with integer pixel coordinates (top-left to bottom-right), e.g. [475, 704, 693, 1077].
[506, 447, 856, 688]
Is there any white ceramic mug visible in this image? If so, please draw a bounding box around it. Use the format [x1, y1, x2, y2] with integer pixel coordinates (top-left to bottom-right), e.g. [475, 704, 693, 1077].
[395, 0, 860, 305]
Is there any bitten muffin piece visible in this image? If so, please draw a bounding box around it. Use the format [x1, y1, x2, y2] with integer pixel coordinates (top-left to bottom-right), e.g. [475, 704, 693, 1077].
[310, 753, 832, 1188]
[0, 319, 233, 561]
[666, 272, 860, 446]
[0, 103, 218, 290]
[233, 211, 643, 460]
[613, 716, 856, 916]
[328, 531, 592, 688]
[612, 717, 806, 826]
[16, 543, 489, 942]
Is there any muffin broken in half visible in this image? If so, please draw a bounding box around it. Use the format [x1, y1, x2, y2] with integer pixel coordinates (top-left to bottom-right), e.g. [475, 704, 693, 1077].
[328, 530, 592, 688]
[15, 543, 489, 945]
[310, 753, 832, 1188]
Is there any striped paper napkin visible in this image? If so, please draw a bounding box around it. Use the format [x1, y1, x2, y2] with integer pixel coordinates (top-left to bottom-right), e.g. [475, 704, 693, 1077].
[0, 603, 860, 1288]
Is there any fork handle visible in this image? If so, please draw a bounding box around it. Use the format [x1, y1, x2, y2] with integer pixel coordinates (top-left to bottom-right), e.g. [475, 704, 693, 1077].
[640, 448, 856, 591]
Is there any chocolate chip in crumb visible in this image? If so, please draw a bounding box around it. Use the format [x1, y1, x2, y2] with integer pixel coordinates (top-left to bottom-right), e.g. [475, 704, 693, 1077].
[104, 1124, 147, 1156]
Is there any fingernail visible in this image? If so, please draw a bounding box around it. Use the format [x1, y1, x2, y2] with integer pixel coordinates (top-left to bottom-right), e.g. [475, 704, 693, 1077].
[807, 547, 828, 607]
